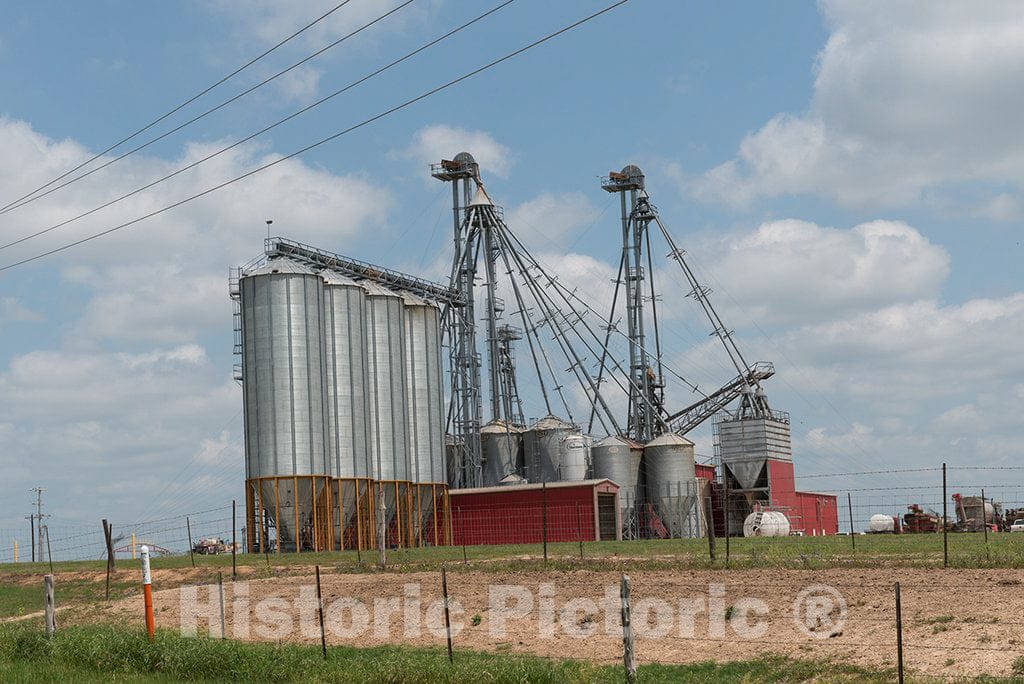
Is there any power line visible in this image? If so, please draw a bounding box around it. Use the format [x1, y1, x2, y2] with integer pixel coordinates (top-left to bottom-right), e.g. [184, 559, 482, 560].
[0, 0, 512, 254]
[0, 0, 418, 221]
[0, 0, 356, 216]
[0, 0, 631, 273]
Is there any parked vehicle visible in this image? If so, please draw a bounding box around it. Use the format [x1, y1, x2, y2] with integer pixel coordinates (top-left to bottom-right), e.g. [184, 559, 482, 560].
[1011, 519, 1024, 533]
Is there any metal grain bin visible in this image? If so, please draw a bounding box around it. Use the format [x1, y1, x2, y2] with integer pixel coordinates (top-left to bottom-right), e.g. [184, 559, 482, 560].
[321, 270, 370, 479]
[481, 420, 523, 486]
[560, 433, 592, 481]
[523, 415, 574, 483]
[402, 291, 445, 484]
[643, 432, 700, 538]
[592, 435, 642, 514]
[240, 257, 329, 479]
[363, 281, 410, 482]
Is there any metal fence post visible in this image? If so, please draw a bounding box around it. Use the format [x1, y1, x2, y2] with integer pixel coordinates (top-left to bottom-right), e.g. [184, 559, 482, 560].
[315, 565, 327, 659]
[942, 463, 948, 568]
[705, 496, 716, 562]
[895, 581, 904, 684]
[848, 493, 855, 551]
[542, 478, 548, 563]
[441, 564, 453, 663]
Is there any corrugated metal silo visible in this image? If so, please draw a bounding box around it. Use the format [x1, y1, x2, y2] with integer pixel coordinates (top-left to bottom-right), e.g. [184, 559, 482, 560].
[481, 420, 523, 486]
[592, 435, 642, 529]
[240, 257, 329, 478]
[643, 433, 700, 538]
[362, 281, 410, 481]
[523, 415, 574, 483]
[402, 291, 445, 484]
[321, 270, 370, 479]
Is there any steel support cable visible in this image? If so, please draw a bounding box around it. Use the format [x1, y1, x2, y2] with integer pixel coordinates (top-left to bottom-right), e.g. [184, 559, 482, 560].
[504, 225, 706, 418]
[0, 0, 514, 254]
[587, 249, 626, 434]
[492, 220, 623, 434]
[494, 228, 554, 416]
[652, 212, 752, 386]
[644, 220, 665, 385]
[496, 232, 590, 428]
[0, 0, 357, 215]
[1, 0, 420, 220]
[501, 228, 676, 436]
[489, 212, 580, 424]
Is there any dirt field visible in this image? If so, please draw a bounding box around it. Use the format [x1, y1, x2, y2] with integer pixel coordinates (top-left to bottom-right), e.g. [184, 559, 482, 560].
[74, 565, 1024, 680]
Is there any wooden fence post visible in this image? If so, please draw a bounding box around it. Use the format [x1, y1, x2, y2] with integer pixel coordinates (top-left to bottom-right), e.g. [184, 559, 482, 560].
[217, 572, 226, 639]
[43, 574, 56, 638]
[620, 573, 636, 683]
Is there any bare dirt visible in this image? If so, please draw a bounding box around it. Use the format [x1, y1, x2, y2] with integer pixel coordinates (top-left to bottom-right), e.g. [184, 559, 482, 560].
[77, 565, 1024, 679]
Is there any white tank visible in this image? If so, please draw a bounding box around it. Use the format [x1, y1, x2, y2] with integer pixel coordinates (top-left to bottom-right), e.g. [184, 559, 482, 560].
[742, 511, 790, 537]
[869, 514, 895, 533]
[560, 433, 591, 481]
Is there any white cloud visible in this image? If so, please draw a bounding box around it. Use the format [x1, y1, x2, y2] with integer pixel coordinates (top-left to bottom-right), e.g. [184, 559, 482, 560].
[699, 219, 950, 325]
[1, 296, 44, 322]
[507, 192, 600, 248]
[694, 1, 1024, 211]
[399, 124, 512, 179]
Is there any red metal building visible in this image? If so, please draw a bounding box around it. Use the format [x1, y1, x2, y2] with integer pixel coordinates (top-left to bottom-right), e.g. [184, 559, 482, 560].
[449, 479, 621, 546]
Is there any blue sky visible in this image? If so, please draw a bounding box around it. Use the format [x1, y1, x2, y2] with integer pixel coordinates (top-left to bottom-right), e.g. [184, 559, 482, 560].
[1, 1, 1022, 542]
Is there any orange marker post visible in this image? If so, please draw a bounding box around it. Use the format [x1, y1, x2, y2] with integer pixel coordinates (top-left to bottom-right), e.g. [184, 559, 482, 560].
[140, 545, 155, 641]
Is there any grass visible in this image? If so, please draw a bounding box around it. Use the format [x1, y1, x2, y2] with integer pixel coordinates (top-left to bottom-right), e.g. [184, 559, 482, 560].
[0, 623, 899, 683]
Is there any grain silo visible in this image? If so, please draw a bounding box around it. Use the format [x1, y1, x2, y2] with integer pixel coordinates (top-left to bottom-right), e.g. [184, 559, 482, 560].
[592, 435, 642, 536]
[239, 257, 333, 553]
[643, 433, 701, 539]
[481, 420, 524, 486]
[321, 270, 374, 551]
[523, 415, 575, 483]
[402, 291, 448, 546]
[363, 281, 412, 547]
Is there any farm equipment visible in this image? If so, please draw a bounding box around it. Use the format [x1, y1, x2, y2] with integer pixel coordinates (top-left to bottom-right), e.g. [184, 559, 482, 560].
[193, 537, 228, 555]
[903, 504, 942, 533]
[952, 493, 1001, 533]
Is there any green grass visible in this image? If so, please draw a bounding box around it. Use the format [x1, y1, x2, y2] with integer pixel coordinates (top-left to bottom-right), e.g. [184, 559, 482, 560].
[0, 623, 898, 683]
[3, 531, 1024, 580]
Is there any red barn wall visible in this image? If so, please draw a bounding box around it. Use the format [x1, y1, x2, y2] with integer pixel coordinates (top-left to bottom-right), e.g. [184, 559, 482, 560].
[450, 482, 618, 546]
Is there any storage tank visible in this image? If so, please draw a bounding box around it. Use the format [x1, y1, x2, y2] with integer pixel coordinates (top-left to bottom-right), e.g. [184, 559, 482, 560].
[481, 420, 523, 486]
[321, 270, 370, 479]
[402, 292, 446, 484]
[523, 415, 575, 482]
[869, 514, 896, 533]
[592, 435, 642, 529]
[743, 511, 791, 537]
[560, 433, 592, 481]
[362, 282, 410, 482]
[643, 433, 699, 538]
[240, 257, 329, 479]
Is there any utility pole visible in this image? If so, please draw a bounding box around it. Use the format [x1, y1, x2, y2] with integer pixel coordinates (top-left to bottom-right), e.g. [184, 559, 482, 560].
[30, 487, 48, 562]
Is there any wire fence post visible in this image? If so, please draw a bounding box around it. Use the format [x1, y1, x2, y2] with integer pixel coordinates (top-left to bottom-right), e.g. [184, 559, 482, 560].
[723, 477, 730, 566]
[705, 496, 716, 562]
[441, 564, 453, 664]
[231, 499, 237, 581]
[315, 565, 327, 659]
[981, 488, 990, 558]
[377, 488, 387, 570]
[848, 492, 855, 552]
[102, 519, 114, 601]
[542, 478, 548, 564]
[942, 463, 948, 568]
[459, 506, 467, 564]
[45, 526, 54, 573]
[217, 572, 226, 639]
[43, 574, 56, 638]
[620, 573, 636, 684]
[186, 516, 195, 568]
[576, 502, 584, 560]
[895, 581, 904, 684]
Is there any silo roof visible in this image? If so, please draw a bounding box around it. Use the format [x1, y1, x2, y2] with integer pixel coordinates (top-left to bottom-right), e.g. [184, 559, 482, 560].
[360, 280, 401, 298]
[320, 269, 361, 287]
[646, 432, 695, 447]
[594, 435, 642, 449]
[481, 419, 524, 434]
[529, 415, 576, 431]
[245, 257, 315, 277]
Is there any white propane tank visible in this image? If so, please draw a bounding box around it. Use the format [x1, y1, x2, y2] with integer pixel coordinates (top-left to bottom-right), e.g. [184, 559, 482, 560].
[742, 511, 791, 537]
[869, 514, 895, 533]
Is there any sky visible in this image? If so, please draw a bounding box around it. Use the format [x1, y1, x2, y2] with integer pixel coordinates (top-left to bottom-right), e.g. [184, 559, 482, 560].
[1, 1, 1022, 543]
